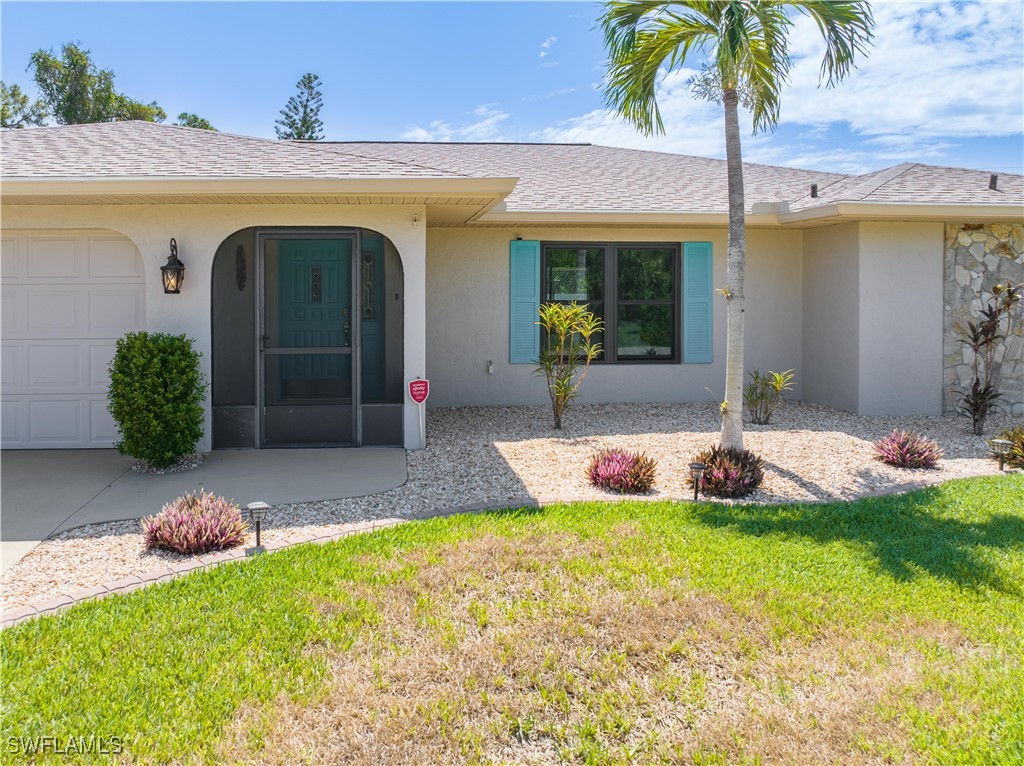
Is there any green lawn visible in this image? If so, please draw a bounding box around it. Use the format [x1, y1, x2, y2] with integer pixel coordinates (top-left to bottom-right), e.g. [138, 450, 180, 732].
[2, 475, 1023, 764]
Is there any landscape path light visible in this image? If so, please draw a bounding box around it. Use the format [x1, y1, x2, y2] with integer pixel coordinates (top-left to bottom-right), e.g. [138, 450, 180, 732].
[991, 439, 1013, 472]
[688, 462, 706, 502]
[246, 501, 270, 556]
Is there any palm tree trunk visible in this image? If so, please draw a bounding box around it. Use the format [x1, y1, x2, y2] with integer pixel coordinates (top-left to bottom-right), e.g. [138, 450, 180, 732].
[720, 88, 746, 450]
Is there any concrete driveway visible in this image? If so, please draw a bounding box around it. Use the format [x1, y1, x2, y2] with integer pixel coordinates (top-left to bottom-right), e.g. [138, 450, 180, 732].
[0, 448, 407, 572]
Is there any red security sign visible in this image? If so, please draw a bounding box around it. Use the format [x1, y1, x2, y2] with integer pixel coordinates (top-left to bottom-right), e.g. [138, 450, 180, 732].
[408, 379, 430, 404]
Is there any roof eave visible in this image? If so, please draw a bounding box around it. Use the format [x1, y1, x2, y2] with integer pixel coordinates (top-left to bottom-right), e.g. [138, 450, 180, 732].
[476, 210, 778, 226]
[0, 176, 520, 199]
[780, 201, 1024, 225]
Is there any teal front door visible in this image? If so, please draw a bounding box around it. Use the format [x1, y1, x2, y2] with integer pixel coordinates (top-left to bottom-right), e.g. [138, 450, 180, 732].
[260, 236, 357, 446]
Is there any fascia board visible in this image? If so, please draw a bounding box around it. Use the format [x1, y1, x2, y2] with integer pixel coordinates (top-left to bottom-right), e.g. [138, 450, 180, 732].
[780, 201, 1024, 224]
[476, 210, 779, 227]
[0, 177, 520, 199]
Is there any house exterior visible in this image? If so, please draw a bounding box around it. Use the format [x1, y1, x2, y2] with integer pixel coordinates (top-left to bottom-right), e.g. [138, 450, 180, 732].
[1, 121, 1021, 451]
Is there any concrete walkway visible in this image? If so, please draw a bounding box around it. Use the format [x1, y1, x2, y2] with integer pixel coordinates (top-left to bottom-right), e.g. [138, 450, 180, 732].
[0, 448, 407, 572]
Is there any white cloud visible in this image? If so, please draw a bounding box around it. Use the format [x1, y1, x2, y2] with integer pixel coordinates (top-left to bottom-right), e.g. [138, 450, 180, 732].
[539, 36, 557, 58]
[538, 1, 1023, 171]
[400, 105, 510, 142]
[778, 1, 1023, 139]
[535, 68, 744, 157]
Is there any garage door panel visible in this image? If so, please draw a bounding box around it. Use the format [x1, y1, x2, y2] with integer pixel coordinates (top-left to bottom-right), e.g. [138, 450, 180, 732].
[89, 289, 143, 334]
[90, 399, 119, 442]
[27, 345, 82, 388]
[27, 289, 82, 335]
[1, 345, 25, 389]
[89, 343, 116, 388]
[3, 339, 117, 394]
[89, 238, 142, 279]
[27, 238, 81, 279]
[29, 399, 82, 442]
[1, 400, 22, 443]
[1, 288, 24, 335]
[1, 237, 25, 279]
[2, 232, 143, 448]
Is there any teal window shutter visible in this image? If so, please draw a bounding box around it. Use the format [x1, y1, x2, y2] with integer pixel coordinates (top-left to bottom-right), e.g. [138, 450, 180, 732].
[509, 240, 541, 364]
[683, 242, 713, 363]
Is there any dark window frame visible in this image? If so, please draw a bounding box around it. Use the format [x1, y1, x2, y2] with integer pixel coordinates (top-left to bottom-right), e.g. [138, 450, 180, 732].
[540, 242, 681, 364]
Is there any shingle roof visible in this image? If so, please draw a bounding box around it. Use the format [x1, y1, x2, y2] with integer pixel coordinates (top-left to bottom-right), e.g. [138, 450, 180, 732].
[2, 122, 1021, 214]
[317, 141, 844, 214]
[788, 162, 1024, 210]
[0, 121, 468, 179]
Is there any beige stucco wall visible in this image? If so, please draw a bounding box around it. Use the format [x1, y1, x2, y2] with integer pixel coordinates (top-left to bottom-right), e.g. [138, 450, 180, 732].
[802, 223, 860, 412]
[424, 226, 804, 408]
[1, 204, 428, 450]
[858, 222, 944, 416]
[802, 221, 945, 416]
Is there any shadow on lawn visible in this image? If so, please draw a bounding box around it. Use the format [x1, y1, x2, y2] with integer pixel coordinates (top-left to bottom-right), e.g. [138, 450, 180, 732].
[689, 486, 1024, 594]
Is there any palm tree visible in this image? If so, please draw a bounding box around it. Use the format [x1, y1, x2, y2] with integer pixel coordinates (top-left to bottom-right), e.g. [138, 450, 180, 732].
[601, 1, 873, 449]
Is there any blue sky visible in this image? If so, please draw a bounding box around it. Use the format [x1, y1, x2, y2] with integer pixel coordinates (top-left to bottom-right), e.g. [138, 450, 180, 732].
[2, 1, 1022, 175]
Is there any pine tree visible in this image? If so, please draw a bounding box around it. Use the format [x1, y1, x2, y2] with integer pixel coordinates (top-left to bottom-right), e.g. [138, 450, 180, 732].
[1, 82, 47, 128]
[274, 73, 324, 141]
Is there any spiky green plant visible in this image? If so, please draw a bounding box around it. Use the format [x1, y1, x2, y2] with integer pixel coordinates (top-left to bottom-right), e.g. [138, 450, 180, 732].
[535, 301, 603, 429]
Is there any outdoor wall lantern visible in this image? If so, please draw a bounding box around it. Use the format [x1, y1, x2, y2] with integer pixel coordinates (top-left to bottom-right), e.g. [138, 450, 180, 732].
[991, 439, 1013, 472]
[688, 462, 706, 502]
[161, 238, 185, 294]
[246, 501, 270, 556]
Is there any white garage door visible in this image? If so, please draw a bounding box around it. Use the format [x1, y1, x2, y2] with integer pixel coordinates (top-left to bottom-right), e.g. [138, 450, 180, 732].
[1, 232, 145, 448]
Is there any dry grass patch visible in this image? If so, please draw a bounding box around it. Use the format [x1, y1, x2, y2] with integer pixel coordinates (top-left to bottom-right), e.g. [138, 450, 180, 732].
[228, 530, 969, 765]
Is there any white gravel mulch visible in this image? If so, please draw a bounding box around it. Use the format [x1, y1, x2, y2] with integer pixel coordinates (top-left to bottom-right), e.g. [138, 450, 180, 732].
[2, 401, 1019, 612]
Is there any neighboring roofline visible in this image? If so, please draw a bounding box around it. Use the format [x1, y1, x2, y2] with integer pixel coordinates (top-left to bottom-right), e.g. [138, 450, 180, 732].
[0, 177, 520, 199]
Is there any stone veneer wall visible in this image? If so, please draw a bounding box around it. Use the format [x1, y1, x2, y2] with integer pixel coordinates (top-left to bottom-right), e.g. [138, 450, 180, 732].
[943, 223, 1024, 416]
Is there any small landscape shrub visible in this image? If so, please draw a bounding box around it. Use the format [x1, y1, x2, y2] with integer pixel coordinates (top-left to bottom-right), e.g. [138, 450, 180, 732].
[108, 332, 206, 467]
[535, 302, 603, 429]
[993, 425, 1024, 469]
[586, 449, 657, 494]
[689, 445, 764, 498]
[142, 490, 247, 555]
[743, 368, 796, 425]
[873, 430, 942, 469]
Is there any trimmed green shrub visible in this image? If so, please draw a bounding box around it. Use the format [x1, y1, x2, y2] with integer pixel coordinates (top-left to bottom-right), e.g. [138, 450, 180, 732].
[107, 332, 206, 467]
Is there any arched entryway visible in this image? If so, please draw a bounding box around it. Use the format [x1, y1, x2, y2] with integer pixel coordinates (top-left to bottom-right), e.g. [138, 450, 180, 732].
[211, 227, 404, 448]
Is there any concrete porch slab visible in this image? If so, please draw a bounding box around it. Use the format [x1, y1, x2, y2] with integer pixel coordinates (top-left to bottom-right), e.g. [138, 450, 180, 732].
[1, 448, 406, 572]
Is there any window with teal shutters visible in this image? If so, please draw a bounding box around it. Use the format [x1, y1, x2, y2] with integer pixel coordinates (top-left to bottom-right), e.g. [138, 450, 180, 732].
[509, 240, 541, 363]
[683, 242, 713, 363]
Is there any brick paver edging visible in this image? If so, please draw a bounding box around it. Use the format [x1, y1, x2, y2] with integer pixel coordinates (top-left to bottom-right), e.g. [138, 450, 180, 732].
[0, 472, 1005, 630]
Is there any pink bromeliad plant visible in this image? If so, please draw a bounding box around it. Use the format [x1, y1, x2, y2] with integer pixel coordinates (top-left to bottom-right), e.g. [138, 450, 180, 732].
[142, 490, 248, 554]
[586, 449, 658, 494]
[873, 430, 942, 469]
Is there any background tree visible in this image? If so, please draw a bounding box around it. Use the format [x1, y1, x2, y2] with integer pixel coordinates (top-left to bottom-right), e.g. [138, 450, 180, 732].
[1, 81, 47, 128]
[174, 112, 216, 131]
[275, 73, 325, 140]
[601, 0, 873, 449]
[29, 42, 165, 124]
